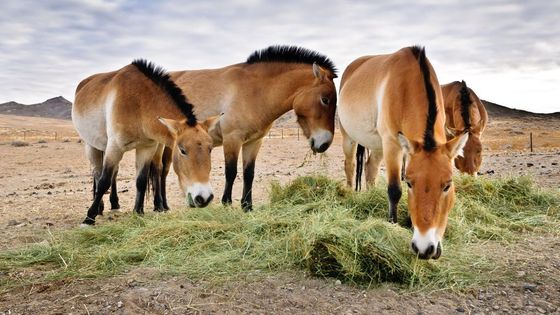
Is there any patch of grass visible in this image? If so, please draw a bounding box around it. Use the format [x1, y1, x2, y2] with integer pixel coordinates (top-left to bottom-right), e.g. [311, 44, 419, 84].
[1, 175, 558, 291]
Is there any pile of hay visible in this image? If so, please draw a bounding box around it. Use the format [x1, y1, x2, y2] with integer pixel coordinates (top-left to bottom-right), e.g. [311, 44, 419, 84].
[1, 175, 558, 290]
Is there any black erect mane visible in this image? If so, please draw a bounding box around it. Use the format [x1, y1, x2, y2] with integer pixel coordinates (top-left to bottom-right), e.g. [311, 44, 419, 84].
[246, 45, 338, 78]
[459, 80, 472, 130]
[410, 46, 438, 151]
[131, 59, 197, 127]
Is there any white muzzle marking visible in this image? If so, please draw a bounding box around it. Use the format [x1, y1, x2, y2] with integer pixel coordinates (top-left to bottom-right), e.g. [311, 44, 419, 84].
[310, 129, 333, 151]
[187, 182, 213, 204]
[412, 227, 440, 256]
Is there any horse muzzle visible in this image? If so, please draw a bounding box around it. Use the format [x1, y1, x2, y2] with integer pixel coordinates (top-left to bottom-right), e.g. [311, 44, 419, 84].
[411, 227, 442, 260]
[309, 129, 333, 153]
[187, 183, 214, 208]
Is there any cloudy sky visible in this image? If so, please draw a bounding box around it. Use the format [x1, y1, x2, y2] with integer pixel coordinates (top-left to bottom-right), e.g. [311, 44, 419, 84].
[1, 0, 558, 113]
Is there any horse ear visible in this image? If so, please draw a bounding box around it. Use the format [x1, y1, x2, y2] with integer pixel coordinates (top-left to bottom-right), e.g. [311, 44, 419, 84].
[200, 115, 219, 132]
[158, 117, 184, 136]
[312, 62, 325, 81]
[445, 132, 469, 159]
[398, 132, 420, 155]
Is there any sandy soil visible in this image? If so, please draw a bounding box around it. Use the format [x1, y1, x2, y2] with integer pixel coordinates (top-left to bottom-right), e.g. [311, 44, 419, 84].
[0, 115, 559, 314]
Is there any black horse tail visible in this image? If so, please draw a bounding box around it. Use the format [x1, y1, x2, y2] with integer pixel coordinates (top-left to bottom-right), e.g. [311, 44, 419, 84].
[355, 144, 365, 191]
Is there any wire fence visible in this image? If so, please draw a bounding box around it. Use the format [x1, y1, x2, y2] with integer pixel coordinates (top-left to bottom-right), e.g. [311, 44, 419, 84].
[1, 127, 558, 152]
[0, 129, 80, 142]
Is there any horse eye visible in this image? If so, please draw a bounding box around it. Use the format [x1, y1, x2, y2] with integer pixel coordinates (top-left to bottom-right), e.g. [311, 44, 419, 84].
[406, 181, 412, 189]
[320, 96, 330, 106]
[443, 184, 451, 192]
[178, 146, 187, 156]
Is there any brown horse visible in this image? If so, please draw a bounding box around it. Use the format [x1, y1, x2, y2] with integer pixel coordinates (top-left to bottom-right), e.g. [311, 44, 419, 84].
[153, 45, 337, 211]
[441, 81, 488, 175]
[339, 46, 468, 259]
[72, 60, 214, 226]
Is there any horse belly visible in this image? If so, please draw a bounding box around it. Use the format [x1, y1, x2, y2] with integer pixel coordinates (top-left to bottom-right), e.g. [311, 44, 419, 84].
[72, 107, 108, 151]
[338, 101, 381, 150]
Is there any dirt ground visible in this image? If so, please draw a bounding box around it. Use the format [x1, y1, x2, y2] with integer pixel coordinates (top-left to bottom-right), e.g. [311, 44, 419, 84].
[0, 115, 559, 314]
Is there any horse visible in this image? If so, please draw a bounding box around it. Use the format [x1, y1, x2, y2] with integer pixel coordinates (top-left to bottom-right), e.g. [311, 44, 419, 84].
[145, 45, 337, 211]
[441, 81, 488, 175]
[338, 46, 468, 259]
[72, 59, 214, 226]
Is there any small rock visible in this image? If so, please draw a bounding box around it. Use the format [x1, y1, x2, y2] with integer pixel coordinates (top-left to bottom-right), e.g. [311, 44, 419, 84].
[517, 271, 526, 277]
[335, 279, 342, 286]
[456, 307, 465, 313]
[493, 305, 500, 310]
[527, 163, 534, 167]
[523, 283, 537, 292]
[7, 219, 19, 226]
[537, 307, 546, 314]
[552, 162, 558, 166]
[117, 301, 123, 308]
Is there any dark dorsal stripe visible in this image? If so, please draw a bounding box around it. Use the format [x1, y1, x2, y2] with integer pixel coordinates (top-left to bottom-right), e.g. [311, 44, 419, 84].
[131, 59, 197, 127]
[459, 80, 472, 130]
[409, 46, 438, 151]
[246, 45, 338, 78]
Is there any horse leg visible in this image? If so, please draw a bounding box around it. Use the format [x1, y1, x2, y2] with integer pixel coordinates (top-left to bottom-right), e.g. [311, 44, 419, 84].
[383, 139, 403, 224]
[341, 125, 357, 188]
[82, 144, 123, 226]
[160, 146, 172, 210]
[365, 148, 383, 189]
[85, 145, 105, 216]
[133, 145, 158, 215]
[150, 143, 165, 212]
[109, 166, 120, 210]
[221, 138, 242, 206]
[241, 138, 264, 212]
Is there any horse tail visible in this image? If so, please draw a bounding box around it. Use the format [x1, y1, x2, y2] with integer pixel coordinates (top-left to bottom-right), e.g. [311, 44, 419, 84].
[355, 144, 365, 191]
[459, 80, 472, 130]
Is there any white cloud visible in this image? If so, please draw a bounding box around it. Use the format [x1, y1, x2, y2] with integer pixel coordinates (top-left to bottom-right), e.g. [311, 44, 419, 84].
[0, 0, 558, 113]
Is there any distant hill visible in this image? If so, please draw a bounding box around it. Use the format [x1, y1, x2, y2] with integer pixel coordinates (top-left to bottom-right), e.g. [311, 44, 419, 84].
[482, 100, 560, 120]
[0, 96, 72, 120]
[1, 96, 558, 124]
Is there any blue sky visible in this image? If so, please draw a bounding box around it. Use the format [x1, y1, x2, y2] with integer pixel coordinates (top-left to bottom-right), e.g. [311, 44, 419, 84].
[1, 0, 558, 113]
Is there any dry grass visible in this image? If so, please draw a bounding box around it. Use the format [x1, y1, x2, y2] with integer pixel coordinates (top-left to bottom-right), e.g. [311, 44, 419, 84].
[1, 175, 558, 293]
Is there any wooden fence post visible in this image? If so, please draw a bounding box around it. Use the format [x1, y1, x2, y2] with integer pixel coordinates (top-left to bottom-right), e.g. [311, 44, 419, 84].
[23, 131, 27, 141]
[529, 132, 533, 152]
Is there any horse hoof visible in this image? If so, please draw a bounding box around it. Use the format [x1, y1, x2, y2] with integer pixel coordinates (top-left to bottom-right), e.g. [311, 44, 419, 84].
[111, 204, 121, 210]
[153, 207, 166, 213]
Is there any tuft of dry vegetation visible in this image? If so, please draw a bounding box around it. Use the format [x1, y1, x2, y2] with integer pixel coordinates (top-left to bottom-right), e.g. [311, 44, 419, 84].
[10, 140, 29, 147]
[0, 175, 558, 293]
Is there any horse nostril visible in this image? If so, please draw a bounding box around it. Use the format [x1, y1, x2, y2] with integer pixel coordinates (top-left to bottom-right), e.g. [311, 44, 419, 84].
[317, 142, 329, 153]
[411, 242, 419, 254]
[195, 195, 204, 205]
[432, 243, 442, 260]
[426, 244, 435, 256]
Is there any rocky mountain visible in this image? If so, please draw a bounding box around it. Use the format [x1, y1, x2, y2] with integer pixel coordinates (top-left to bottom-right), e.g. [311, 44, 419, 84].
[482, 100, 560, 120]
[0, 96, 72, 120]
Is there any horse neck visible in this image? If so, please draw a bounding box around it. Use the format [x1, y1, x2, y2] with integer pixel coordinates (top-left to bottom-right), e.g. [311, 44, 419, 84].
[250, 65, 314, 122]
[138, 96, 186, 147]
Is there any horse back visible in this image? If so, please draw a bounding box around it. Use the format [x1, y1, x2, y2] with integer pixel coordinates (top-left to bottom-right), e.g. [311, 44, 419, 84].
[340, 47, 446, 146]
